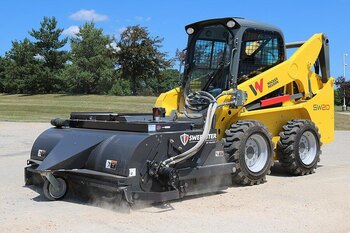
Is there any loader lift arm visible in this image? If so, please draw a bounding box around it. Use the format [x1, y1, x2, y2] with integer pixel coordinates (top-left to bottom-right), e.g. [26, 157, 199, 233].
[285, 34, 330, 84]
[214, 32, 334, 145]
[234, 33, 330, 107]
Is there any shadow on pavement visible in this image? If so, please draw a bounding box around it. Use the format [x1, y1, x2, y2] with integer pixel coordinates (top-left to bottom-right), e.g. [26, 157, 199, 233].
[269, 162, 324, 177]
[24, 183, 235, 214]
[25, 162, 323, 213]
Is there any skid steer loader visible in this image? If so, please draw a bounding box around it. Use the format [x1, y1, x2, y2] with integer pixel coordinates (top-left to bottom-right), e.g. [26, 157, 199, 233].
[25, 17, 334, 203]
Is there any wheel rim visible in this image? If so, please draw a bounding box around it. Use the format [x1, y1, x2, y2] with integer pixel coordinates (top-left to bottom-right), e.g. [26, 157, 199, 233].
[48, 178, 67, 199]
[299, 131, 317, 165]
[244, 134, 268, 173]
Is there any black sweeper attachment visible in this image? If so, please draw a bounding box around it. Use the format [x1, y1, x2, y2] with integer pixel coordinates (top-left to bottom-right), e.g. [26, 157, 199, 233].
[25, 91, 238, 203]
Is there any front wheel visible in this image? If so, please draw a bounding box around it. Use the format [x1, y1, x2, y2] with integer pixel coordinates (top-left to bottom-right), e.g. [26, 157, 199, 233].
[277, 119, 321, 175]
[43, 177, 67, 201]
[224, 120, 274, 185]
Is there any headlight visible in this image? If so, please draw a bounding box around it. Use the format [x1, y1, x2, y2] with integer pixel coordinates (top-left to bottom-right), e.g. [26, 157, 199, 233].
[226, 20, 236, 28]
[186, 27, 195, 35]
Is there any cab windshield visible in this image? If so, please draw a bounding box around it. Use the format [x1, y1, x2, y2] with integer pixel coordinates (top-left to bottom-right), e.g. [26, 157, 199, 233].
[186, 24, 233, 96]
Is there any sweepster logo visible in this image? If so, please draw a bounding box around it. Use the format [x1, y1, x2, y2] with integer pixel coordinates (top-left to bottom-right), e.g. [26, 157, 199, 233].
[180, 133, 190, 146]
[180, 133, 217, 146]
[249, 78, 263, 96]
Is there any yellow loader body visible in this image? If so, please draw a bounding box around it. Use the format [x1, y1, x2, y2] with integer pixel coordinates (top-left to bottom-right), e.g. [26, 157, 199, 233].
[156, 33, 334, 160]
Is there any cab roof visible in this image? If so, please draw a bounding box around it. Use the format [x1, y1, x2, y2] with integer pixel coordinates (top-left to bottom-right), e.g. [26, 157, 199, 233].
[185, 17, 283, 34]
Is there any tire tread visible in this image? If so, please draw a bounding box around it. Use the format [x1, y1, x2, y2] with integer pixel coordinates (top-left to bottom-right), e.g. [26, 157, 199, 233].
[224, 120, 274, 186]
[277, 119, 321, 176]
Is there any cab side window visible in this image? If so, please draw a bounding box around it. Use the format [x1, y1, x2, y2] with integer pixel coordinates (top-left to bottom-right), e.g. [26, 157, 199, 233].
[238, 29, 284, 83]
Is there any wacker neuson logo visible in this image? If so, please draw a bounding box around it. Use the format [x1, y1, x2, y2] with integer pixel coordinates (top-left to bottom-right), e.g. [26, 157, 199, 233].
[180, 133, 217, 146]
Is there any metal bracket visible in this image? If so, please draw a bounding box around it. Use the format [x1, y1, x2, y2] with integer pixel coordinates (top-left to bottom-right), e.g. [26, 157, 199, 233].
[121, 187, 133, 204]
[42, 172, 60, 191]
[235, 89, 247, 106]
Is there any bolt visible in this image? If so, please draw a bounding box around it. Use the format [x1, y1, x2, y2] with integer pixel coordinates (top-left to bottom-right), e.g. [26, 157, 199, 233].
[232, 166, 237, 173]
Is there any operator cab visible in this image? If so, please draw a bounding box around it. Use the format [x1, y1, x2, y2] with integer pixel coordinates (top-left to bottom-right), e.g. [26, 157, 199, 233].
[182, 17, 285, 96]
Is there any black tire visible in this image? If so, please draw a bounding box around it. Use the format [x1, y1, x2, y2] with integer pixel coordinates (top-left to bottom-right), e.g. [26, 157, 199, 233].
[277, 119, 321, 175]
[43, 177, 67, 201]
[224, 120, 274, 185]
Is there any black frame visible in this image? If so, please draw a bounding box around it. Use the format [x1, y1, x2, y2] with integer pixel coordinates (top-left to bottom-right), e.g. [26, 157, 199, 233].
[182, 18, 286, 92]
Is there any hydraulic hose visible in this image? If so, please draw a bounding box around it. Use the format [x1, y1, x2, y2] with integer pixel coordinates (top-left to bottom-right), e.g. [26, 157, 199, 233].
[162, 102, 217, 166]
[161, 90, 236, 167]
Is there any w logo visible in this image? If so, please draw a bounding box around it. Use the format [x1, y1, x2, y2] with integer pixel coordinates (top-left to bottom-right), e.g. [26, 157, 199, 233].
[180, 133, 189, 146]
[249, 78, 263, 96]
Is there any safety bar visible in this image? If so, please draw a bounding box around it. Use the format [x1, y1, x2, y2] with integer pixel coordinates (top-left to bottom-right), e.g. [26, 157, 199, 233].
[285, 41, 305, 49]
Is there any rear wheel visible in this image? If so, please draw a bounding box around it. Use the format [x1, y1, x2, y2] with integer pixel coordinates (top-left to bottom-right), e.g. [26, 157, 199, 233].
[277, 119, 321, 175]
[224, 120, 274, 185]
[43, 177, 67, 201]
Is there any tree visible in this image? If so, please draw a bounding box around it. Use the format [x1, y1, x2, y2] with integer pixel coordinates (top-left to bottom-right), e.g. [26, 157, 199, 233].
[0, 56, 6, 92]
[60, 22, 117, 94]
[334, 88, 342, 106]
[1, 18, 176, 96]
[0, 17, 68, 94]
[175, 48, 186, 74]
[117, 25, 171, 95]
[29, 17, 68, 93]
[2, 38, 48, 94]
[109, 77, 132, 96]
[157, 69, 181, 94]
[335, 76, 350, 106]
[29, 17, 68, 70]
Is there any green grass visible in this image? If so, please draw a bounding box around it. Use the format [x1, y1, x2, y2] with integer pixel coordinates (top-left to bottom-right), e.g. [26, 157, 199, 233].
[0, 94, 156, 122]
[335, 105, 350, 130]
[1, 95, 350, 130]
[335, 105, 350, 112]
[335, 112, 350, 130]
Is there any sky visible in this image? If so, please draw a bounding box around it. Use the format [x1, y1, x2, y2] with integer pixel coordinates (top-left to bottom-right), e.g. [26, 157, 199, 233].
[0, 0, 349, 79]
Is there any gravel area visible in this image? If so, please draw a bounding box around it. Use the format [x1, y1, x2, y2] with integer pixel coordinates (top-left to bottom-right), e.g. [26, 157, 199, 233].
[0, 122, 349, 233]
